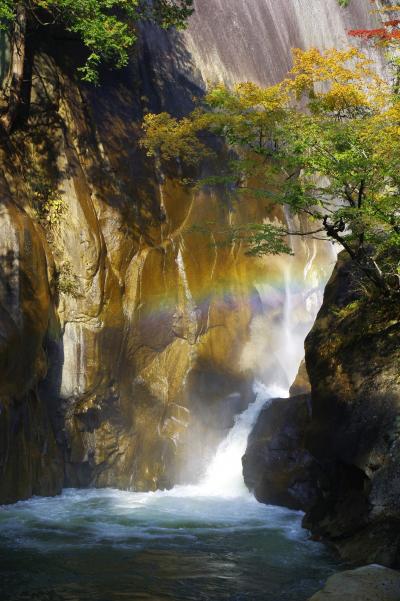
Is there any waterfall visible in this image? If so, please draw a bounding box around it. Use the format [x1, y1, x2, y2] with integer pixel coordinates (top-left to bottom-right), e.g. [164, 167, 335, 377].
[172, 256, 322, 499]
[195, 381, 288, 497]
[182, 220, 335, 499]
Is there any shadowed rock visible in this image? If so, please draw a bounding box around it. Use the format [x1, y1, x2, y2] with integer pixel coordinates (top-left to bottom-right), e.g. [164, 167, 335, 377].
[242, 394, 320, 510]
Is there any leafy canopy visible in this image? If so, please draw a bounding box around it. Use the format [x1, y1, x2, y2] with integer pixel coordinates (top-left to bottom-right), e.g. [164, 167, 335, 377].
[141, 47, 400, 293]
[0, 0, 193, 82]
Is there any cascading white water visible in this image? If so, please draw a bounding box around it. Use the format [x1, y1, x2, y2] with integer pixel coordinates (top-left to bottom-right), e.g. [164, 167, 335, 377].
[176, 241, 332, 498]
[196, 381, 288, 497]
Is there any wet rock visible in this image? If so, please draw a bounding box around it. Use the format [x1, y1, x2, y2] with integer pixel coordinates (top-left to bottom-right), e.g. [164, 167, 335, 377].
[308, 565, 400, 601]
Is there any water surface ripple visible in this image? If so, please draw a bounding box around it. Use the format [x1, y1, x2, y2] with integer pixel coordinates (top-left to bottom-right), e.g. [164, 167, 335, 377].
[0, 487, 338, 601]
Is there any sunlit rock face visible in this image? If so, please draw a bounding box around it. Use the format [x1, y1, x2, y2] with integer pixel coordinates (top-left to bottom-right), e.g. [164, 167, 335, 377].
[142, 0, 385, 93]
[0, 1, 386, 501]
[308, 565, 400, 601]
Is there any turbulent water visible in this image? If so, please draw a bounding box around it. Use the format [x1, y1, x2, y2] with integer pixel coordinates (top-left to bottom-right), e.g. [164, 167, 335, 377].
[0, 383, 339, 601]
[0, 490, 338, 601]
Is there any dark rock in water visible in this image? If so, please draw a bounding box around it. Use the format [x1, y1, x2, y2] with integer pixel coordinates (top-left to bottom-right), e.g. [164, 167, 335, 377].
[242, 394, 320, 511]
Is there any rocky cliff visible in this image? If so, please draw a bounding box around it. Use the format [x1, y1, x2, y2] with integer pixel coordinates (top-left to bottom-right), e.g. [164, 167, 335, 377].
[0, 44, 263, 501]
[0, 0, 383, 504]
[244, 255, 400, 566]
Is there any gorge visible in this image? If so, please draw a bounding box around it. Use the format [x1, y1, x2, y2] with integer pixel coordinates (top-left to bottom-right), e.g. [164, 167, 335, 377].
[0, 1, 399, 600]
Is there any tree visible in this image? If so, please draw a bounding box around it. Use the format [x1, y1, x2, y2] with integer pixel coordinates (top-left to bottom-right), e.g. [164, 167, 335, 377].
[141, 47, 400, 295]
[0, 0, 193, 133]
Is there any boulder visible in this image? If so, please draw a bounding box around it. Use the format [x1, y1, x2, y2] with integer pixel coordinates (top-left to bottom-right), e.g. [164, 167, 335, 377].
[242, 394, 320, 510]
[308, 565, 400, 601]
[303, 255, 400, 565]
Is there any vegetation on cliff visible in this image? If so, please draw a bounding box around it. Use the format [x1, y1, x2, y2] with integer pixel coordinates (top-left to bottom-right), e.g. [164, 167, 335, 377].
[142, 47, 400, 295]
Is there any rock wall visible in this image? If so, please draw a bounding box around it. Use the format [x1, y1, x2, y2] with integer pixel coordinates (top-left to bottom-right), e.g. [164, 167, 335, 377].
[0, 47, 264, 499]
[0, 0, 384, 503]
[182, 0, 385, 86]
[0, 183, 63, 502]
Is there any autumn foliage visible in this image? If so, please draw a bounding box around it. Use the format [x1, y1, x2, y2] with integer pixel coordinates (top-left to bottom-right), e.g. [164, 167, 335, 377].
[348, 6, 400, 43]
[349, 25, 400, 42]
[142, 47, 400, 294]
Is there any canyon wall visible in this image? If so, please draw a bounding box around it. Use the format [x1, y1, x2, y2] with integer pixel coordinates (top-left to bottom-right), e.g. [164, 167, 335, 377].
[0, 0, 383, 503]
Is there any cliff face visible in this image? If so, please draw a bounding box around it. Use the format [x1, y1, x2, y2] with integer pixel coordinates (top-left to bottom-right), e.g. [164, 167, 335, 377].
[244, 256, 400, 566]
[0, 50, 263, 500]
[0, 0, 383, 503]
[0, 192, 63, 502]
[182, 0, 384, 86]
